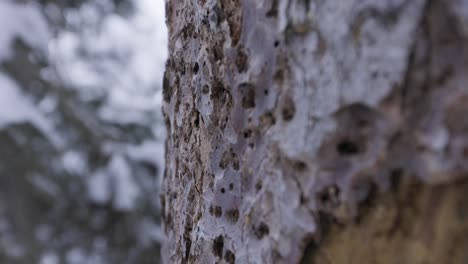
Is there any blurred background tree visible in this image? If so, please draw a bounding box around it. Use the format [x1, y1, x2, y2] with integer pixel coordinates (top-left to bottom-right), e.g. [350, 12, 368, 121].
[0, 0, 166, 263]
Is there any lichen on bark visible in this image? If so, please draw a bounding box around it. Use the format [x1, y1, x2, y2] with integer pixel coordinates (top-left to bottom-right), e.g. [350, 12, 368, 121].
[162, 0, 468, 263]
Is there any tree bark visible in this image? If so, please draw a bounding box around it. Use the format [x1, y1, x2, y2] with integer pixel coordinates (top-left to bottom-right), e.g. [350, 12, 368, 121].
[162, 0, 468, 263]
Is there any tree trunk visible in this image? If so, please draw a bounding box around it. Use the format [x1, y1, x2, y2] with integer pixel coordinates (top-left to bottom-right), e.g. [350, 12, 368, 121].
[162, 0, 468, 263]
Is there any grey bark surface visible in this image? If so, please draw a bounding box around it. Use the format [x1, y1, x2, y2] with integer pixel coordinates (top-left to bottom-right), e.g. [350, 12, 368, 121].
[162, 0, 468, 263]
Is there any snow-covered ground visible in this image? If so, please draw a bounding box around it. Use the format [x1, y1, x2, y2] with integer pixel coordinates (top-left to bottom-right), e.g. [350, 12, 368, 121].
[0, 0, 167, 262]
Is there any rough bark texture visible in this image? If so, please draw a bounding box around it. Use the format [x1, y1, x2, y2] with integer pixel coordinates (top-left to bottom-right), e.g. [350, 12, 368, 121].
[162, 0, 468, 263]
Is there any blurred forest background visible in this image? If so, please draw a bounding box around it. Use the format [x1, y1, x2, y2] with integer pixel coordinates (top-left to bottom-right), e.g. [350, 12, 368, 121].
[0, 0, 167, 263]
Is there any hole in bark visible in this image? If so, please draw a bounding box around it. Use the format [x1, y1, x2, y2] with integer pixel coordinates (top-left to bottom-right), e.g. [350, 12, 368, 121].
[282, 95, 296, 121]
[274, 70, 284, 83]
[181, 65, 186, 75]
[193, 62, 199, 74]
[194, 113, 199, 128]
[266, 0, 278, 17]
[260, 111, 276, 127]
[160, 194, 166, 209]
[164, 115, 170, 130]
[255, 180, 263, 192]
[253, 222, 270, 239]
[264, 89, 269, 95]
[274, 40, 279, 47]
[226, 208, 239, 223]
[202, 84, 210, 94]
[229, 183, 234, 190]
[162, 71, 172, 102]
[184, 239, 191, 261]
[300, 194, 307, 205]
[214, 205, 223, 218]
[183, 219, 193, 261]
[299, 236, 321, 264]
[212, 80, 225, 99]
[243, 129, 252, 138]
[213, 235, 224, 258]
[337, 140, 361, 155]
[221, 188, 226, 194]
[232, 153, 240, 171]
[293, 160, 308, 172]
[213, 43, 224, 61]
[240, 83, 256, 109]
[219, 150, 230, 169]
[224, 250, 236, 264]
[236, 46, 249, 73]
[317, 185, 340, 208]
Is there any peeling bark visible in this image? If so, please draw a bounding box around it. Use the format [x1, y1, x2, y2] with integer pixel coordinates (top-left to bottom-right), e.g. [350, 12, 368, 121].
[162, 0, 468, 263]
